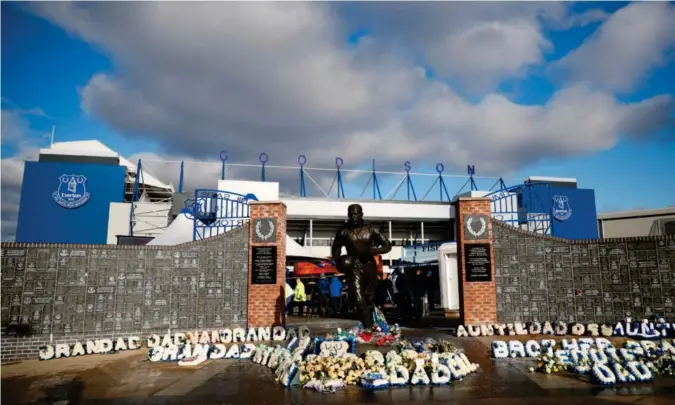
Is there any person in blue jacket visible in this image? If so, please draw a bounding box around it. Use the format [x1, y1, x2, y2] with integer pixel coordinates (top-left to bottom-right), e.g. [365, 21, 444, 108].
[317, 273, 331, 316]
[329, 276, 343, 316]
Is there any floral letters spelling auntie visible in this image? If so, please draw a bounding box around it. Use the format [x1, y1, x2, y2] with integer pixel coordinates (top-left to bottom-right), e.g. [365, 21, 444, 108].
[457, 320, 674, 338]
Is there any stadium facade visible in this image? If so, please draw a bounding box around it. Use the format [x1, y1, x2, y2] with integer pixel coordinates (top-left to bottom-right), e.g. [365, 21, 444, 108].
[15, 140, 605, 264]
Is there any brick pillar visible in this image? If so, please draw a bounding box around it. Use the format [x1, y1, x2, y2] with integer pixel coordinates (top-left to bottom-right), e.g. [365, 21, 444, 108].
[455, 197, 497, 324]
[247, 202, 287, 328]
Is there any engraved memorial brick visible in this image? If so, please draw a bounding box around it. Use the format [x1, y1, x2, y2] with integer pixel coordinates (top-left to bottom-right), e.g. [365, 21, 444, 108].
[494, 221, 675, 323]
[1, 223, 251, 337]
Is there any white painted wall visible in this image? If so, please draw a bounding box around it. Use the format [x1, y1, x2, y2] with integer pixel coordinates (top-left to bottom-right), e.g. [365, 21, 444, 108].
[286, 230, 405, 261]
[296, 228, 447, 246]
[438, 243, 459, 311]
[217, 180, 454, 222]
[215, 179, 572, 224]
[107, 202, 171, 243]
[282, 198, 454, 221]
[454, 190, 490, 199]
[217, 179, 280, 201]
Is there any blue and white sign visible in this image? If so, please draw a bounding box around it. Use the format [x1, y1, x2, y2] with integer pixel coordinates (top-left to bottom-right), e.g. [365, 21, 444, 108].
[53, 174, 91, 209]
[551, 195, 572, 221]
[402, 242, 444, 264]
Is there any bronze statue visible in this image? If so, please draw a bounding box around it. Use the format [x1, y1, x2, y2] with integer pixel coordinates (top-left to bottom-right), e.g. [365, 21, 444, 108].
[331, 204, 392, 328]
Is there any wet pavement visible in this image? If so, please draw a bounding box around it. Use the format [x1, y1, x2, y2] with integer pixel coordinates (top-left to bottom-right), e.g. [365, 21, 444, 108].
[2, 318, 675, 405]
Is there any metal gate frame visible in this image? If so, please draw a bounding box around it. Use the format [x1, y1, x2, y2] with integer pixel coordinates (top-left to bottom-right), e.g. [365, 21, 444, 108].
[184, 189, 257, 240]
[485, 182, 554, 235]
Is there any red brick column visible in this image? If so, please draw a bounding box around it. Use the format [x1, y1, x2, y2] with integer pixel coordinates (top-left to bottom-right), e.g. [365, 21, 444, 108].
[247, 202, 287, 328]
[455, 197, 497, 324]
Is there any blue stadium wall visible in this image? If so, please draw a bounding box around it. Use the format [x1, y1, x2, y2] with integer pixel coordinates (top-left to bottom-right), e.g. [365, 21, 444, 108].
[16, 162, 127, 244]
[521, 186, 599, 240]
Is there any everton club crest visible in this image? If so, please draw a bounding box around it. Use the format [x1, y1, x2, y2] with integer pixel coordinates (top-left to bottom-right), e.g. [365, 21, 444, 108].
[53, 174, 91, 209]
[551, 195, 572, 221]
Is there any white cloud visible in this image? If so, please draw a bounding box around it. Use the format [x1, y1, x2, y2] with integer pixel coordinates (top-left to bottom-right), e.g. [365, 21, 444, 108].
[1, 109, 45, 241]
[335, 2, 579, 91]
[22, 2, 675, 187]
[559, 8, 609, 29]
[425, 18, 551, 91]
[35, 2, 424, 163]
[132, 151, 341, 200]
[552, 2, 675, 92]
[395, 84, 673, 172]
[1, 156, 26, 241]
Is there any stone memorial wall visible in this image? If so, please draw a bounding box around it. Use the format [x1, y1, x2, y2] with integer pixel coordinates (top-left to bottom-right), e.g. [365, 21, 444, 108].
[0, 227, 250, 363]
[493, 221, 675, 324]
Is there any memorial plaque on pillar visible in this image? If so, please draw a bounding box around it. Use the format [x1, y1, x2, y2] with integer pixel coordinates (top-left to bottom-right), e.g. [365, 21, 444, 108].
[251, 246, 277, 285]
[463, 215, 489, 241]
[252, 218, 277, 243]
[465, 243, 492, 282]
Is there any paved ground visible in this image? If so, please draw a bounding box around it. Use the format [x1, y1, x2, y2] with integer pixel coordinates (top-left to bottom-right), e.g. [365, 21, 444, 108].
[2, 318, 674, 405]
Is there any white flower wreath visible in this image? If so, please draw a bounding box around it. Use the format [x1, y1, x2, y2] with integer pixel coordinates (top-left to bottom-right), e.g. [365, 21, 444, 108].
[466, 217, 487, 237]
[591, 364, 616, 385]
[410, 358, 430, 385]
[255, 220, 275, 240]
[626, 361, 653, 382]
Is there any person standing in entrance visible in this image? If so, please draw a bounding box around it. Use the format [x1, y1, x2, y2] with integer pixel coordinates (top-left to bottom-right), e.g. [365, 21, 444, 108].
[412, 268, 426, 319]
[331, 204, 392, 328]
[285, 281, 295, 316]
[294, 278, 307, 316]
[318, 273, 331, 316]
[329, 275, 343, 316]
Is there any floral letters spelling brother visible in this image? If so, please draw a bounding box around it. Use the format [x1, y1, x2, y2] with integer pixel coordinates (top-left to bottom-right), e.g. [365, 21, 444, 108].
[491, 338, 675, 384]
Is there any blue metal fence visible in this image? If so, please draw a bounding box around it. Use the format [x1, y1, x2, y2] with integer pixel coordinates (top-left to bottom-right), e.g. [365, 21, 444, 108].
[184, 189, 256, 240]
[485, 182, 553, 235]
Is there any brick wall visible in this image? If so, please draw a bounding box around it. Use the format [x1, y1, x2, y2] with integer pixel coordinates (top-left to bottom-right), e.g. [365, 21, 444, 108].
[493, 220, 675, 323]
[455, 197, 498, 324]
[247, 202, 287, 328]
[1, 226, 250, 363]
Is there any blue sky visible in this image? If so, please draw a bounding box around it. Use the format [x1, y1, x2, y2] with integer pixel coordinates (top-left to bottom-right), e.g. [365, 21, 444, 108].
[1, 1, 674, 231]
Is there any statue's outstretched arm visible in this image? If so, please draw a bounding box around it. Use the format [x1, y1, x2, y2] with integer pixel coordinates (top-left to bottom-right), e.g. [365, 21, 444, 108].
[370, 227, 392, 255]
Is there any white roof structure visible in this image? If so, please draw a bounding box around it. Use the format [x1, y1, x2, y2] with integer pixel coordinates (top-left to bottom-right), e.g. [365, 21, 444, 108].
[525, 176, 577, 184]
[597, 207, 675, 220]
[147, 210, 196, 245]
[286, 236, 328, 259]
[39, 140, 173, 192]
[149, 209, 327, 259]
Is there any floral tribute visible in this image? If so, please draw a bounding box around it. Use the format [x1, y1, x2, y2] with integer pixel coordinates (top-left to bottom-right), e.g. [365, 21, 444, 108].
[147, 333, 480, 393]
[324, 308, 402, 347]
[288, 310, 477, 392]
[147, 314, 481, 392]
[491, 338, 675, 386]
[297, 337, 479, 392]
[457, 318, 675, 338]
